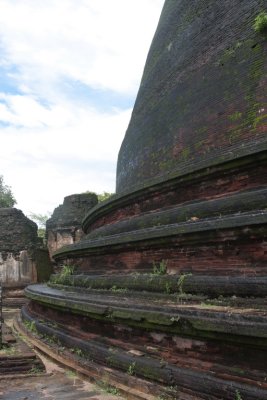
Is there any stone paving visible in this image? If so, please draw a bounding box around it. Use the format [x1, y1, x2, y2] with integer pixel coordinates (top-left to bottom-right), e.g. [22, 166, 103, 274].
[0, 351, 122, 400]
[0, 309, 122, 400]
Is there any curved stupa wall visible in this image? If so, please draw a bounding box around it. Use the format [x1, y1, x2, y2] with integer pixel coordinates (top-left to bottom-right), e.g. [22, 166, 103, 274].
[117, 0, 267, 192]
[21, 2, 267, 399]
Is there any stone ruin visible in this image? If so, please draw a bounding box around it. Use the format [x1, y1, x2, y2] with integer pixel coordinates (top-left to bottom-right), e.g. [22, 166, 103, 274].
[46, 192, 98, 259]
[0, 208, 52, 290]
[21, 1, 267, 399]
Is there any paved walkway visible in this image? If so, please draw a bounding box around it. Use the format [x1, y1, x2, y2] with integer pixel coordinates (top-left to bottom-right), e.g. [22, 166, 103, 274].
[0, 309, 122, 400]
[0, 352, 122, 400]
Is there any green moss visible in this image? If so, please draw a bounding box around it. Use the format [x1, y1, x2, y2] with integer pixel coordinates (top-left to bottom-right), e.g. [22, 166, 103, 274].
[228, 111, 242, 122]
[253, 12, 267, 34]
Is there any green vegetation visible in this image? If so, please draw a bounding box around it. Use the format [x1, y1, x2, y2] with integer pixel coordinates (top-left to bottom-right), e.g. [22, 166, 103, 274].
[28, 211, 51, 239]
[152, 260, 168, 275]
[98, 379, 121, 396]
[110, 285, 128, 294]
[28, 365, 43, 374]
[51, 264, 76, 284]
[0, 175, 16, 207]
[177, 273, 192, 295]
[23, 320, 37, 334]
[97, 191, 114, 202]
[235, 390, 243, 400]
[228, 111, 242, 122]
[65, 369, 78, 379]
[253, 12, 267, 34]
[0, 345, 16, 355]
[60, 264, 75, 277]
[127, 361, 136, 375]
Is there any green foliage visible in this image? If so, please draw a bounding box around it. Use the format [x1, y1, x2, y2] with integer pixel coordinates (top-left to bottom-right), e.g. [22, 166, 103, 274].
[97, 191, 114, 202]
[177, 273, 192, 294]
[110, 285, 128, 293]
[28, 211, 52, 241]
[98, 379, 121, 396]
[28, 212, 51, 228]
[253, 12, 267, 33]
[28, 365, 43, 374]
[235, 390, 243, 400]
[152, 260, 168, 275]
[0, 175, 16, 207]
[24, 320, 37, 334]
[51, 264, 75, 284]
[0, 345, 16, 355]
[61, 264, 75, 277]
[228, 111, 242, 122]
[127, 361, 136, 375]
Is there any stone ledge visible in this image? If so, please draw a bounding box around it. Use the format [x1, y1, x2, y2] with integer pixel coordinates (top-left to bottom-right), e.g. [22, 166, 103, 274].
[87, 187, 267, 239]
[82, 145, 267, 232]
[53, 210, 267, 260]
[24, 284, 267, 343]
[21, 306, 267, 400]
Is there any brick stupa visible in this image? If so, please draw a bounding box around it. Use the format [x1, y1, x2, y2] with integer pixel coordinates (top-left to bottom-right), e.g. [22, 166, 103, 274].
[22, 2, 267, 399]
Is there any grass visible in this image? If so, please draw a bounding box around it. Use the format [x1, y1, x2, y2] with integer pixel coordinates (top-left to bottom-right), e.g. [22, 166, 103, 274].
[235, 390, 243, 400]
[28, 365, 43, 374]
[152, 260, 168, 276]
[127, 361, 136, 376]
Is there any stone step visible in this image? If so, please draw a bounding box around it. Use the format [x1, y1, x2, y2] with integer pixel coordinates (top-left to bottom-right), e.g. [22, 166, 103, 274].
[20, 308, 267, 400]
[49, 272, 267, 297]
[24, 284, 267, 344]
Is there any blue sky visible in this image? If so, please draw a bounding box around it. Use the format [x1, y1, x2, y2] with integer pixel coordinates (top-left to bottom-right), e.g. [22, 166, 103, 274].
[0, 0, 164, 216]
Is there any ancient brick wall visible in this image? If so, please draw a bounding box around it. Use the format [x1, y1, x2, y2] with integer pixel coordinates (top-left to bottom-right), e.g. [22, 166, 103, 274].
[46, 193, 98, 258]
[117, 0, 267, 193]
[0, 208, 41, 286]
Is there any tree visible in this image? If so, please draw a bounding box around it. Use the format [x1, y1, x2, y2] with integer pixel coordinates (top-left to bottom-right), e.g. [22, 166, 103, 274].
[29, 212, 52, 240]
[97, 191, 114, 202]
[0, 175, 16, 207]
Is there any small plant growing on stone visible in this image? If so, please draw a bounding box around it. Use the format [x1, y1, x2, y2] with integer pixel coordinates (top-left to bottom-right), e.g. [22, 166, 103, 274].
[110, 285, 128, 293]
[177, 273, 192, 295]
[61, 265, 75, 277]
[127, 361, 136, 375]
[24, 320, 37, 334]
[235, 390, 243, 400]
[28, 365, 43, 374]
[165, 282, 171, 294]
[253, 11, 267, 33]
[152, 260, 168, 275]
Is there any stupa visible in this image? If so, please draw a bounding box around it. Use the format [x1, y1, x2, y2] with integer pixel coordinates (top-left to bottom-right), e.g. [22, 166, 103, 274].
[21, 1, 267, 399]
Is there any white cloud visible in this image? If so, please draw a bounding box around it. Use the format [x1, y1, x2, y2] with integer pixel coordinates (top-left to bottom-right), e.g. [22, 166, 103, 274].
[0, 0, 165, 216]
[0, 0, 164, 95]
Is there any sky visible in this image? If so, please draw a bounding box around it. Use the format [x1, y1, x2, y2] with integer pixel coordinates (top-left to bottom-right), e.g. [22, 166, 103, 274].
[0, 0, 164, 217]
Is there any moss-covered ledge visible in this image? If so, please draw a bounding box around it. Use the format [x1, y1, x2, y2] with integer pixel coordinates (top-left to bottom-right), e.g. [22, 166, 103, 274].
[53, 210, 267, 261]
[21, 306, 267, 400]
[82, 143, 267, 232]
[87, 187, 267, 239]
[48, 273, 267, 298]
[25, 284, 267, 344]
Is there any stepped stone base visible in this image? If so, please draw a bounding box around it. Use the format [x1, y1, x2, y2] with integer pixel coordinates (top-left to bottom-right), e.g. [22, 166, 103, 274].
[0, 321, 45, 376]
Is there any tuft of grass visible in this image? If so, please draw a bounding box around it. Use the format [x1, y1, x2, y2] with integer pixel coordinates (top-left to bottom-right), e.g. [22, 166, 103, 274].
[152, 260, 168, 276]
[177, 273, 192, 295]
[24, 320, 37, 334]
[127, 361, 136, 376]
[235, 390, 243, 400]
[253, 11, 267, 33]
[110, 285, 128, 294]
[28, 365, 43, 374]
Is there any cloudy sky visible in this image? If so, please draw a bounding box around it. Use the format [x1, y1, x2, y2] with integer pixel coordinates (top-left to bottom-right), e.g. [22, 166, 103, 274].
[0, 0, 164, 217]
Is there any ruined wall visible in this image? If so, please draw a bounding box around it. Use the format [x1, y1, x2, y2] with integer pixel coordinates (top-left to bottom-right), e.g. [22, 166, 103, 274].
[117, 0, 267, 192]
[46, 193, 98, 258]
[0, 208, 41, 286]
